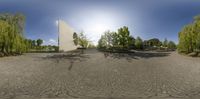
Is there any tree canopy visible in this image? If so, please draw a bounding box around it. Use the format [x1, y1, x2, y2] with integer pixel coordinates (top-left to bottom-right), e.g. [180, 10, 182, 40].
[147, 38, 161, 47]
[98, 26, 133, 50]
[135, 37, 143, 50]
[36, 39, 43, 46]
[98, 26, 177, 51]
[178, 15, 200, 54]
[0, 13, 27, 55]
[73, 32, 91, 48]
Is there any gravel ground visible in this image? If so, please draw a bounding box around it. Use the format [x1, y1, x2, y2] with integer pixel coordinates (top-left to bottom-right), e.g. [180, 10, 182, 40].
[0, 49, 200, 99]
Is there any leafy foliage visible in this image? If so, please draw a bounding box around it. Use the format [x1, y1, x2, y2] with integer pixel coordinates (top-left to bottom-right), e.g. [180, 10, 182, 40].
[98, 26, 177, 51]
[98, 26, 133, 50]
[36, 39, 43, 46]
[135, 36, 143, 50]
[98, 31, 115, 49]
[0, 13, 27, 55]
[168, 41, 176, 49]
[147, 38, 162, 47]
[73, 32, 78, 46]
[163, 38, 168, 47]
[178, 15, 200, 53]
[73, 32, 91, 48]
[117, 26, 132, 48]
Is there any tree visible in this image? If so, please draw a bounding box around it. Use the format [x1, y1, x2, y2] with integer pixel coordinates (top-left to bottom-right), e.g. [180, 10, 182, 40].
[196, 33, 200, 52]
[178, 15, 200, 54]
[73, 32, 78, 46]
[73, 32, 90, 48]
[135, 36, 143, 49]
[98, 35, 107, 49]
[0, 20, 11, 54]
[104, 31, 114, 48]
[78, 32, 89, 48]
[97, 26, 134, 50]
[163, 38, 168, 47]
[110, 32, 119, 47]
[128, 36, 135, 49]
[32, 40, 36, 47]
[36, 39, 43, 46]
[0, 13, 26, 55]
[24, 39, 32, 51]
[168, 41, 176, 50]
[117, 26, 132, 48]
[147, 38, 161, 47]
[98, 31, 116, 49]
[178, 29, 189, 53]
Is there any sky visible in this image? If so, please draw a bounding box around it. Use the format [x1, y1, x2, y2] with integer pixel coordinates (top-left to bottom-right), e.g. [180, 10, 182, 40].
[0, 0, 200, 45]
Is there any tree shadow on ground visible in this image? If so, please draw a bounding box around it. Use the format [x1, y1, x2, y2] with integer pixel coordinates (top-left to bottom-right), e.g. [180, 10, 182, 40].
[43, 51, 90, 71]
[177, 86, 200, 98]
[103, 51, 171, 62]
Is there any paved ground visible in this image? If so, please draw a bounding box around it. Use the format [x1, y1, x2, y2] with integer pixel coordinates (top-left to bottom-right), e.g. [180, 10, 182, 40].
[0, 49, 200, 99]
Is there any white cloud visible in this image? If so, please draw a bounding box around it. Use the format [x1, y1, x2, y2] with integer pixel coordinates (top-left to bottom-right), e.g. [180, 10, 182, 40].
[49, 39, 56, 43]
[45, 38, 58, 45]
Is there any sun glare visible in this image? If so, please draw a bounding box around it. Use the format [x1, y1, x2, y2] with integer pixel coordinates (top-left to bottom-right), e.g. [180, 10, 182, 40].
[68, 8, 125, 44]
[79, 11, 118, 44]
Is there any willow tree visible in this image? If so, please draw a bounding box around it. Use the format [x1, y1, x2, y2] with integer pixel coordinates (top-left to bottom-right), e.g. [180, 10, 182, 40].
[178, 15, 200, 53]
[0, 13, 26, 55]
[0, 20, 10, 54]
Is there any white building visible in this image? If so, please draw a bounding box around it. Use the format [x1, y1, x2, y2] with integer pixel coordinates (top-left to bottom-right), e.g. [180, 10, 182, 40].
[58, 20, 77, 52]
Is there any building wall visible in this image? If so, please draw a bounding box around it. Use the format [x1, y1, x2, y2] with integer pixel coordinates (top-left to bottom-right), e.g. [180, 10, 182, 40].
[58, 20, 77, 52]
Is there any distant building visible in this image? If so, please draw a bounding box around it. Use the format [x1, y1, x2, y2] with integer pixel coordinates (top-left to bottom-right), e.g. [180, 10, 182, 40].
[58, 20, 77, 52]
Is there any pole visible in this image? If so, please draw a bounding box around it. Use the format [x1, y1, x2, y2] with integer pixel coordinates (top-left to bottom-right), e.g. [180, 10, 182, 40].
[57, 19, 60, 51]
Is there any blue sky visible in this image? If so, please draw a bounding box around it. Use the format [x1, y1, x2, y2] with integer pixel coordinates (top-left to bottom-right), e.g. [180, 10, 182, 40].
[0, 0, 200, 45]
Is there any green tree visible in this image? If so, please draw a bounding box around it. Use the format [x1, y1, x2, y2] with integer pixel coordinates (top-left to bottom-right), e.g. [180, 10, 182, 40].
[104, 31, 114, 48]
[163, 38, 168, 47]
[147, 38, 161, 47]
[97, 26, 134, 50]
[75, 32, 90, 48]
[79, 32, 88, 48]
[195, 32, 200, 52]
[0, 20, 10, 54]
[178, 15, 200, 54]
[32, 40, 36, 47]
[36, 39, 43, 46]
[98, 35, 107, 49]
[110, 32, 119, 47]
[73, 32, 78, 46]
[128, 36, 135, 49]
[117, 26, 132, 48]
[168, 41, 176, 49]
[178, 22, 198, 53]
[0, 13, 26, 55]
[135, 36, 143, 49]
[98, 31, 115, 49]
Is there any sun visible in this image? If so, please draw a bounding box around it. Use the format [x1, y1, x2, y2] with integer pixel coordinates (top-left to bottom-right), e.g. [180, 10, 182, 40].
[70, 9, 122, 44]
[82, 13, 117, 40]
[90, 23, 110, 34]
